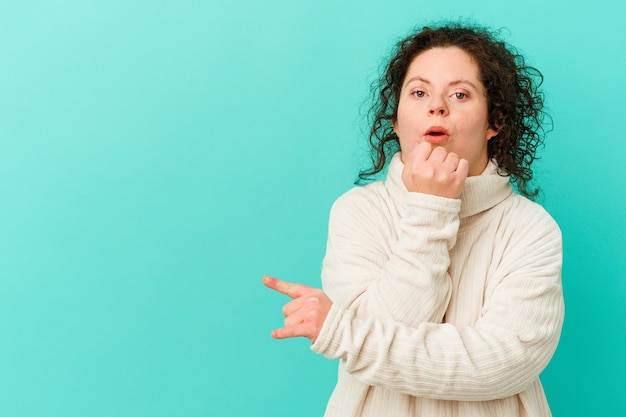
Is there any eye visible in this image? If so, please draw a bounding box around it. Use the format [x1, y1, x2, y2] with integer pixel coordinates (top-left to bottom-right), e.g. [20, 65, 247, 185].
[452, 92, 468, 100]
[412, 90, 426, 98]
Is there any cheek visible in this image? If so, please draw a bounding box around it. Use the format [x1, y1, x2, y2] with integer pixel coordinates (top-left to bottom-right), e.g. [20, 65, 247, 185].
[394, 108, 419, 137]
[397, 130, 415, 163]
[394, 110, 406, 132]
[459, 113, 490, 136]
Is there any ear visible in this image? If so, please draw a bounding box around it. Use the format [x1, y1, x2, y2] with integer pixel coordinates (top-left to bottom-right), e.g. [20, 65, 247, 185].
[392, 120, 398, 135]
[485, 126, 498, 141]
[486, 112, 504, 140]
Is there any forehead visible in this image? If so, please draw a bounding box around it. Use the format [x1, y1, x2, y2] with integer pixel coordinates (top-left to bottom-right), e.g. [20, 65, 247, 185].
[405, 47, 482, 85]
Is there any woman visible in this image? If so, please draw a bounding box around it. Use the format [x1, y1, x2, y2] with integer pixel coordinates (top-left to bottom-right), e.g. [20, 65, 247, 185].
[264, 23, 563, 417]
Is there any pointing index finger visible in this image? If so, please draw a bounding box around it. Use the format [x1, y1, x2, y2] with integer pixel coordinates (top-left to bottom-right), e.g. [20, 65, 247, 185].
[263, 276, 311, 299]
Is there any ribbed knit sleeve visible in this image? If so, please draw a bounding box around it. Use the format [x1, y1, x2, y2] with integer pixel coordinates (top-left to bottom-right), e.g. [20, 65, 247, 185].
[312, 200, 564, 401]
[320, 186, 460, 325]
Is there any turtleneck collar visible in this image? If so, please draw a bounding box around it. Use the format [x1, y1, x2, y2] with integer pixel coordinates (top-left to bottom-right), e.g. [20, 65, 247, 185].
[384, 152, 513, 219]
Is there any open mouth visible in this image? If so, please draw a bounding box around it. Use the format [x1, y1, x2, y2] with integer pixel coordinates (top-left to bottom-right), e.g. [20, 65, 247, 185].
[424, 127, 450, 143]
[425, 127, 449, 137]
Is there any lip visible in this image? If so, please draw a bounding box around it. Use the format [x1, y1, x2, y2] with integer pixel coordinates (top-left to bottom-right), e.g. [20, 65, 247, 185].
[423, 126, 450, 144]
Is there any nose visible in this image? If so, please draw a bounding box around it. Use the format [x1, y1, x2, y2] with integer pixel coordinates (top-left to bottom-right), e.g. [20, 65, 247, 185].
[428, 95, 448, 116]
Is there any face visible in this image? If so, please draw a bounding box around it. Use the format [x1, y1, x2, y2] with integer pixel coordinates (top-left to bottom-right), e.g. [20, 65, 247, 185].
[393, 47, 498, 176]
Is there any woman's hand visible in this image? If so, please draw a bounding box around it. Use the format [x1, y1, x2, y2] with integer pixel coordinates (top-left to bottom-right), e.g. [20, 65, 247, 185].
[263, 276, 332, 343]
[402, 142, 469, 199]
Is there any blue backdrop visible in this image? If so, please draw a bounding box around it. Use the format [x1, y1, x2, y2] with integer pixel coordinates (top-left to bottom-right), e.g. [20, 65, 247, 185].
[1, 1, 624, 416]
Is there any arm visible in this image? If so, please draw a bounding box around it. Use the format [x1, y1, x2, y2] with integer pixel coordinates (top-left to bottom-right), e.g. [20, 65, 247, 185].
[264, 146, 468, 342]
[322, 188, 459, 324]
[323, 144, 466, 325]
[312, 212, 564, 401]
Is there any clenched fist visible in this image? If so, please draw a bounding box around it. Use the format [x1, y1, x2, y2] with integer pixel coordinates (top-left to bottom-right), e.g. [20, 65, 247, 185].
[402, 142, 469, 199]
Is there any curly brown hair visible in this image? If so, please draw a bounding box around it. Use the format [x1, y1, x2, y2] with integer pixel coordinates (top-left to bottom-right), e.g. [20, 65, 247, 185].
[359, 23, 551, 199]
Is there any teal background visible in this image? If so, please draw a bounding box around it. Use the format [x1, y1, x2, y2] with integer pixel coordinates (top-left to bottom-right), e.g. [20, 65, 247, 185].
[1, 1, 624, 416]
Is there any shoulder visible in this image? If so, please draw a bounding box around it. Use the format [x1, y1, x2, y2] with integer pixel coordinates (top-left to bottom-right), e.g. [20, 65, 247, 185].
[327, 180, 394, 233]
[330, 181, 388, 216]
[330, 152, 405, 218]
[497, 193, 562, 249]
[510, 194, 559, 230]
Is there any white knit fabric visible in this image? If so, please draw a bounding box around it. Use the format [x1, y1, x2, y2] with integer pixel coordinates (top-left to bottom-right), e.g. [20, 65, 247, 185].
[311, 152, 564, 417]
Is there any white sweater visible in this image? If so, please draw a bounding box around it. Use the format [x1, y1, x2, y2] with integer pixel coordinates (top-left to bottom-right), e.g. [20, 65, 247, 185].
[311, 153, 564, 417]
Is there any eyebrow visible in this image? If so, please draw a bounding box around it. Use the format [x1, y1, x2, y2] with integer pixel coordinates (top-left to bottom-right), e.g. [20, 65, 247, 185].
[404, 76, 480, 91]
